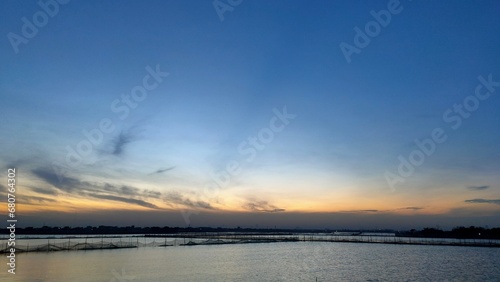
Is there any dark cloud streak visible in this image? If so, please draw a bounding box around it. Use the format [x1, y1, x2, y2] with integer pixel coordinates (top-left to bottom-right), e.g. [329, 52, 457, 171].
[148, 166, 175, 175]
[400, 207, 424, 210]
[31, 168, 92, 193]
[164, 191, 213, 210]
[467, 185, 490, 191]
[111, 130, 134, 156]
[31, 167, 162, 210]
[30, 187, 59, 196]
[21, 196, 57, 204]
[103, 184, 141, 197]
[465, 199, 500, 205]
[244, 200, 285, 213]
[87, 194, 159, 209]
[340, 209, 379, 213]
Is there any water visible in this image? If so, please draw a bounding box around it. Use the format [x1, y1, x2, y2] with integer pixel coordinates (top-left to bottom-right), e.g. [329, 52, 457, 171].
[2, 241, 499, 281]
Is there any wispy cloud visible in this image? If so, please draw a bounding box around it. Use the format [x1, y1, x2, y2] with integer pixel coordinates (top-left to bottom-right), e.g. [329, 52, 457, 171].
[111, 130, 135, 156]
[99, 126, 142, 157]
[144, 190, 162, 198]
[243, 200, 285, 213]
[340, 209, 379, 213]
[21, 196, 57, 204]
[32, 167, 162, 209]
[341, 207, 424, 213]
[148, 166, 175, 175]
[32, 168, 93, 193]
[164, 191, 213, 210]
[87, 194, 159, 209]
[30, 187, 59, 196]
[465, 199, 500, 205]
[399, 206, 424, 211]
[467, 185, 490, 191]
[339, 209, 380, 213]
[103, 184, 141, 196]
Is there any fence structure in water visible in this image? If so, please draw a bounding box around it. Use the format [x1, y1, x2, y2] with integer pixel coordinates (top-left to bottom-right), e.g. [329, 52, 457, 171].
[1, 234, 499, 253]
[0, 237, 176, 253]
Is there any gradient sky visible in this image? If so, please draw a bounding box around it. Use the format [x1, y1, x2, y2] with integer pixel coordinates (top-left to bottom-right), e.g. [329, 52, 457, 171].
[1, 0, 499, 229]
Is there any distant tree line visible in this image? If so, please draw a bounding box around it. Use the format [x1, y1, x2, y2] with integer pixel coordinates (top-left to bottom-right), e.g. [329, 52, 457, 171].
[3, 225, 308, 236]
[1, 225, 499, 239]
[399, 226, 500, 239]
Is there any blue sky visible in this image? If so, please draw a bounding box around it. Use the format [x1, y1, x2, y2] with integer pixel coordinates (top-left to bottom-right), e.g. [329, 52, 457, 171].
[0, 0, 499, 228]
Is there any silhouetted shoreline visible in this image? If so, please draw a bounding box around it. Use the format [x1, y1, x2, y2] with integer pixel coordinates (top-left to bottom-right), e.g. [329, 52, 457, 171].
[2, 225, 499, 240]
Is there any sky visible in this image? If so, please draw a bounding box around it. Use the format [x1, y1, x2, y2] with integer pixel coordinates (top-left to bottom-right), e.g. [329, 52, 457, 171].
[0, 0, 499, 229]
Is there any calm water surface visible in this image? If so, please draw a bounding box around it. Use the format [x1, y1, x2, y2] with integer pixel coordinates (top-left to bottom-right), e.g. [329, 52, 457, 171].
[2, 242, 499, 281]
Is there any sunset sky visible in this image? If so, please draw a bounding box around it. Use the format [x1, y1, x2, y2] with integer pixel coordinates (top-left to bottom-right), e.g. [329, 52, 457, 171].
[1, 0, 499, 229]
